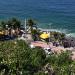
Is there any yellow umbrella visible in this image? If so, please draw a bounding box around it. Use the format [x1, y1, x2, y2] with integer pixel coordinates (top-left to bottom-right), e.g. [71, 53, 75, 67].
[0, 31, 4, 35]
[40, 33, 50, 39]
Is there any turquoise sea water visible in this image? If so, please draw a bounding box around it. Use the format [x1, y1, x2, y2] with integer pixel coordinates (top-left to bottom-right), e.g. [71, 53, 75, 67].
[0, 0, 75, 36]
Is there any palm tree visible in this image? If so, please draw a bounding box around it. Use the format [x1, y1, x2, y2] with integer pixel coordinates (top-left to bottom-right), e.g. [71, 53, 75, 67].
[1, 18, 21, 29]
[9, 18, 21, 29]
[27, 19, 34, 27]
[1, 21, 6, 29]
[27, 19, 36, 33]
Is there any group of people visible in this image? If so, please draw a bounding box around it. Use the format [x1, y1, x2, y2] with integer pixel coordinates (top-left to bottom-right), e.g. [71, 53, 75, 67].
[0, 28, 23, 40]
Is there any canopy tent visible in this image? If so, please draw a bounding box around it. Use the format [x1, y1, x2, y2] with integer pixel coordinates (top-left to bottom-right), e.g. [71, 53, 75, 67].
[40, 33, 50, 39]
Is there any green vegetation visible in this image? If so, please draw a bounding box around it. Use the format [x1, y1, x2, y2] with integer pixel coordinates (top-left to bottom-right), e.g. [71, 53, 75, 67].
[27, 19, 37, 33]
[0, 40, 46, 75]
[27, 19, 35, 28]
[0, 40, 75, 75]
[50, 31, 65, 41]
[0, 18, 74, 75]
[31, 29, 40, 41]
[46, 51, 74, 75]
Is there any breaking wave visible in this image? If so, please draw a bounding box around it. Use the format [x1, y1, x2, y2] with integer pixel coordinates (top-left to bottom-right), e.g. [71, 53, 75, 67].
[66, 33, 75, 37]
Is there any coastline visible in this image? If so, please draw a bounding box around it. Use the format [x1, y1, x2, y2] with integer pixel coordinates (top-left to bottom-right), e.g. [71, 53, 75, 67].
[38, 27, 75, 38]
[38, 28, 75, 47]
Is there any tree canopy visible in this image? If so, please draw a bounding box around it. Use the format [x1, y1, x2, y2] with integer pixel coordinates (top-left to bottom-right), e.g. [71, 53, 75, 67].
[1, 18, 21, 29]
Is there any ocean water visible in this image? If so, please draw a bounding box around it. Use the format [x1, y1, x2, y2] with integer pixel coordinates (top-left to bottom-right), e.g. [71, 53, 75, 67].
[0, 0, 75, 36]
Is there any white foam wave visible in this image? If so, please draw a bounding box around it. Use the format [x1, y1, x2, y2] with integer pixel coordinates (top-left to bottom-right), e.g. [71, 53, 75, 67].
[38, 22, 68, 34]
[48, 28, 68, 33]
[66, 33, 75, 37]
[39, 28, 68, 34]
[38, 22, 75, 37]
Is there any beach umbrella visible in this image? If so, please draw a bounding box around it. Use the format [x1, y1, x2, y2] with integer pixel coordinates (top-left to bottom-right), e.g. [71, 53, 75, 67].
[0, 31, 4, 35]
[40, 33, 49, 39]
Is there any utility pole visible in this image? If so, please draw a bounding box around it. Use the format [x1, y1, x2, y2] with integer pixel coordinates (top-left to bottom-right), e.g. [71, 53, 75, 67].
[24, 19, 26, 32]
[48, 23, 53, 42]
